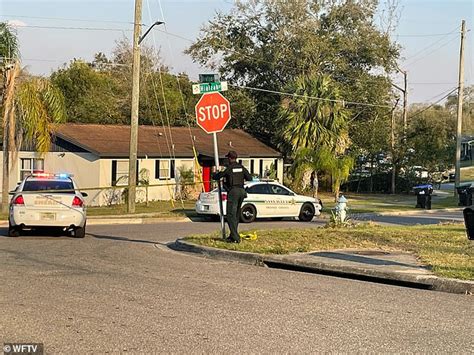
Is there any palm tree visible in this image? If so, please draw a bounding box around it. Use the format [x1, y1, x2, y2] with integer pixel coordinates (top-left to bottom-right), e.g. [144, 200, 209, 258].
[1, 23, 66, 212]
[281, 74, 349, 152]
[292, 147, 354, 201]
[1, 22, 20, 213]
[328, 154, 354, 201]
[280, 74, 352, 199]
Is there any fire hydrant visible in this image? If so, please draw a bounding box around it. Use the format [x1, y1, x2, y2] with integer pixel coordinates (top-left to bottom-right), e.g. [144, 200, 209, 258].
[335, 195, 348, 223]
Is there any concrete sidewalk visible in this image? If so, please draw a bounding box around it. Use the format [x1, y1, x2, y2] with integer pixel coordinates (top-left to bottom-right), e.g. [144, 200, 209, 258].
[173, 239, 474, 295]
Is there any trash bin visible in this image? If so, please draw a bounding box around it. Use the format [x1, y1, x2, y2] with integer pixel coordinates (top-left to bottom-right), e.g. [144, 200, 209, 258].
[456, 184, 473, 206]
[413, 184, 433, 209]
[463, 208, 474, 240]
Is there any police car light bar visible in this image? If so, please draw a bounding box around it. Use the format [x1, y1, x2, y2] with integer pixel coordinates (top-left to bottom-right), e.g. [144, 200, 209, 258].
[30, 173, 74, 179]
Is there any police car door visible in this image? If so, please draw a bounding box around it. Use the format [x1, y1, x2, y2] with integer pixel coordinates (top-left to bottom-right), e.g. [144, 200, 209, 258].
[268, 184, 297, 217]
[246, 183, 271, 217]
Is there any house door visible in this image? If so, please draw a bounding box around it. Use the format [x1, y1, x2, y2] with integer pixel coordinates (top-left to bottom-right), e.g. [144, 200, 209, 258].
[203, 166, 211, 192]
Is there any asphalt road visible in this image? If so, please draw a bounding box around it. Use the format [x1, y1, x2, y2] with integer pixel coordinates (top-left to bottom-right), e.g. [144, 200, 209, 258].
[0, 216, 472, 353]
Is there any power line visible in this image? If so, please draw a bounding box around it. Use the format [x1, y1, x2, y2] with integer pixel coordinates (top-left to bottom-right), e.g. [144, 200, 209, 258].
[228, 83, 394, 109]
[14, 23, 192, 43]
[404, 35, 459, 67]
[15, 24, 132, 32]
[407, 87, 458, 120]
[1, 14, 138, 25]
[401, 25, 459, 62]
[396, 32, 461, 37]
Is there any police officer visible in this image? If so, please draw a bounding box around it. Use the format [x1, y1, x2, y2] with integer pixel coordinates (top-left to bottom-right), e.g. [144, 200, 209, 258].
[213, 150, 252, 243]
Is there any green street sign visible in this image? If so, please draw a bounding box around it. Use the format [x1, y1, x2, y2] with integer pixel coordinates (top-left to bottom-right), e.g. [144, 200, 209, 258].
[192, 81, 228, 95]
[199, 73, 220, 83]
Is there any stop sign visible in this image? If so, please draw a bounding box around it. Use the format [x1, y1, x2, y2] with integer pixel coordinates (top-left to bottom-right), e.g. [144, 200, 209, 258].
[195, 92, 231, 134]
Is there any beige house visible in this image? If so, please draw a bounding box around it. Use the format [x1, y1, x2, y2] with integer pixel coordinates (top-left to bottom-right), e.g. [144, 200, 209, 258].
[1, 124, 283, 206]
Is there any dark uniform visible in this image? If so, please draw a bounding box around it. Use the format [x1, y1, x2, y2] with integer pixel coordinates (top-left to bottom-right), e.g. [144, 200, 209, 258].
[213, 158, 252, 243]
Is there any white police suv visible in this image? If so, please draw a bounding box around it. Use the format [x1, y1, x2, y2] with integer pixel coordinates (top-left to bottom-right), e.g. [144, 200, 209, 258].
[8, 173, 87, 238]
[195, 181, 322, 223]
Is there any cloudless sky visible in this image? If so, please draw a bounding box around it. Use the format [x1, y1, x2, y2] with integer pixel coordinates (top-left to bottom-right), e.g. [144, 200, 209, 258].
[1, 0, 472, 103]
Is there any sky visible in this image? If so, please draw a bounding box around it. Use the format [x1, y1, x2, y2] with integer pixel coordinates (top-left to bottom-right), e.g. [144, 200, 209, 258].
[0, 0, 473, 104]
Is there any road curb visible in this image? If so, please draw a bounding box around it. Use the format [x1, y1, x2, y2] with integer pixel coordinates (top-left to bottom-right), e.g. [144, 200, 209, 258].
[172, 239, 265, 266]
[0, 216, 191, 227]
[174, 239, 474, 295]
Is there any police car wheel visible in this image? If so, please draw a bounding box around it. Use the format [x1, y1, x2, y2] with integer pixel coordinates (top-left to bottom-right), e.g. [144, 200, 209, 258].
[299, 203, 315, 222]
[8, 223, 20, 237]
[240, 204, 256, 223]
[71, 224, 86, 238]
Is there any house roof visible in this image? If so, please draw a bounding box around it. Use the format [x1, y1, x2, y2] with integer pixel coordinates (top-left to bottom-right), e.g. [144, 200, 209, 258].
[54, 124, 281, 158]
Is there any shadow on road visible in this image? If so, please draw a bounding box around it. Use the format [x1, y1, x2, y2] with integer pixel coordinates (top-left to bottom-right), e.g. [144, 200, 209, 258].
[89, 233, 160, 245]
[309, 251, 420, 268]
[0, 227, 75, 239]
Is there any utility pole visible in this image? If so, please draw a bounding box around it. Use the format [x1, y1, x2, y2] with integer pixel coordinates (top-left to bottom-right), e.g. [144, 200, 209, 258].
[127, 0, 143, 213]
[392, 67, 408, 142]
[455, 20, 465, 192]
[390, 100, 399, 195]
[401, 70, 408, 142]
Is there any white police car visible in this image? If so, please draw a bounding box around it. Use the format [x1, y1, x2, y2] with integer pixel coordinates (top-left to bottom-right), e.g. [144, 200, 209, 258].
[8, 173, 87, 238]
[195, 181, 322, 223]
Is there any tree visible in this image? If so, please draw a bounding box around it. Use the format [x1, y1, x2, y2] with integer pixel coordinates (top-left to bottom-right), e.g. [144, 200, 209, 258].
[280, 73, 352, 200]
[405, 104, 456, 181]
[281, 74, 349, 153]
[291, 147, 354, 201]
[1, 22, 20, 100]
[186, 0, 399, 147]
[50, 38, 198, 126]
[1, 22, 20, 212]
[51, 60, 122, 124]
[445, 85, 474, 135]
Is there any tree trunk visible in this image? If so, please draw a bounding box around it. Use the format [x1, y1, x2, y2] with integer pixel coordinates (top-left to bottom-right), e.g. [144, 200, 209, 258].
[1, 63, 19, 213]
[311, 170, 319, 198]
[391, 165, 396, 194]
[369, 159, 373, 193]
[145, 186, 149, 206]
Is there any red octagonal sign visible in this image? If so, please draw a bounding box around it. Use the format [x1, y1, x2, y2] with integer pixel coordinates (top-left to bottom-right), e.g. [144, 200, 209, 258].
[195, 92, 231, 134]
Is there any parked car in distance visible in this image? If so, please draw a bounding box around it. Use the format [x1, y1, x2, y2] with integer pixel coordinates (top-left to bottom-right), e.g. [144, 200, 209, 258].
[196, 181, 322, 223]
[8, 173, 87, 238]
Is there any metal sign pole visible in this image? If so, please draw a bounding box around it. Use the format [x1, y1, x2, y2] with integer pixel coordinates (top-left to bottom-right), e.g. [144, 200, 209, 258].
[213, 132, 226, 239]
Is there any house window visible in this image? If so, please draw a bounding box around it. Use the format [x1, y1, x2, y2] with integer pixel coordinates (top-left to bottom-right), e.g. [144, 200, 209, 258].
[155, 159, 175, 180]
[112, 160, 129, 186]
[20, 158, 44, 180]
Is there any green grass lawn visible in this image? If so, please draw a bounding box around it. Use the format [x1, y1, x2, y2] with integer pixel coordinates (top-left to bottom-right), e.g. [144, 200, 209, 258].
[318, 192, 460, 214]
[187, 223, 474, 280]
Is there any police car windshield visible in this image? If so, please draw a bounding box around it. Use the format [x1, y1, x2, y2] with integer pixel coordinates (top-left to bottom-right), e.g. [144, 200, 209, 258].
[23, 180, 75, 193]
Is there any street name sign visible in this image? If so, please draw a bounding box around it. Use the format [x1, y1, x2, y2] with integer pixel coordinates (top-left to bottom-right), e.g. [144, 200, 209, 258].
[192, 81, 228, 95]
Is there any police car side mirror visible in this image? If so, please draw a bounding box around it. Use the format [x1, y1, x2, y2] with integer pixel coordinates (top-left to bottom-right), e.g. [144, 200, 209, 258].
[8, 191, 16, 195]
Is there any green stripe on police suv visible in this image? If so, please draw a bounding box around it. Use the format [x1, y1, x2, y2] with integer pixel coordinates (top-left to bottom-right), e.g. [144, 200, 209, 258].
[245, 199, 307, 204]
